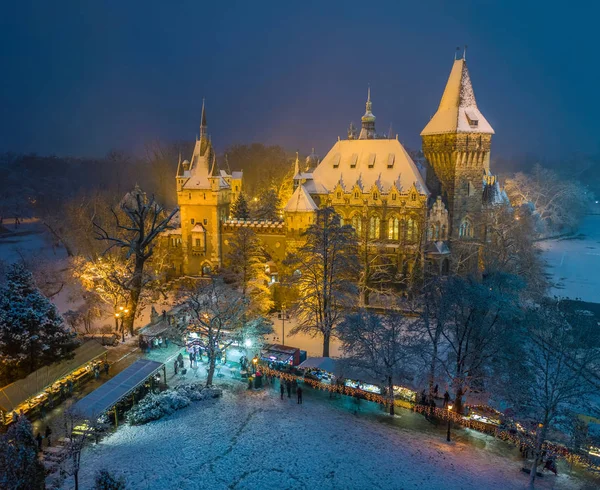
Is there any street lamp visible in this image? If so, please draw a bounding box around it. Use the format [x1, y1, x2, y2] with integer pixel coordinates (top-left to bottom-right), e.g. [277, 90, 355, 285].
[115, 307, 130, 343]
[446, 403, 454, 442]
[252, 356, 258, 374]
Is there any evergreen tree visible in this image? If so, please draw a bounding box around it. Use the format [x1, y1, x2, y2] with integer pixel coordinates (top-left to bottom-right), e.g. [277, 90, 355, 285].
[0, 417, 45, 490]
[93, 469, 127, 490]
[230, 192, 250, 220]
[285, 207, 360, 357]
[0, 263, 78, 385]
[225, 227, 273, 316]
[253, 188, 281, 221]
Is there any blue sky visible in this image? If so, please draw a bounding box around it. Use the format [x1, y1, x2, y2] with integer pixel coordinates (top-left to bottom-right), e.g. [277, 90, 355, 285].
[1, 0, 598, 160]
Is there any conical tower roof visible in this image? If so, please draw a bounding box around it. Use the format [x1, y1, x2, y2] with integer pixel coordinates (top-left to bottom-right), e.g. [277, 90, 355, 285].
[421, 58, 494, 136]
[284, 184, 318, 213]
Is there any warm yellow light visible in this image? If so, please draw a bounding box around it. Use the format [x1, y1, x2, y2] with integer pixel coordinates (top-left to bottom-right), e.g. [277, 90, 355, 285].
[115, 313, 120, 318]
[252, 358, 258, 364]
[119, 306, 124, 311]
[447, 404, 453, 411]
[124, 309, 129, 313]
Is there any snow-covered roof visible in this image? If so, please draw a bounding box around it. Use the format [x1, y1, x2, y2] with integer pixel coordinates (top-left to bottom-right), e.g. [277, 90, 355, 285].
[73, 359, 164, 419]
[0, 341, 107, 413]
[285, 184, 318, 213]
[421, 58, 494, 136]
[307, 138, 429, 195]
[298, 357, 338, 373]
[191, 224, 206, 233]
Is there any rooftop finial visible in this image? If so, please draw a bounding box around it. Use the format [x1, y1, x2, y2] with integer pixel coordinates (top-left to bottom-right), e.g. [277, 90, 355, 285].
[359, 86, 376, 139]
[455, 46, 460, 60]
[294, 151, 300, 177]
[463, 45, 467, 61]
[200, 98, 207, 138]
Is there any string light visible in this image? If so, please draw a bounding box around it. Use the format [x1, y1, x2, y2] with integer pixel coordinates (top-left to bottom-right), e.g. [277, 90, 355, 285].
[264, 366, 600, 473]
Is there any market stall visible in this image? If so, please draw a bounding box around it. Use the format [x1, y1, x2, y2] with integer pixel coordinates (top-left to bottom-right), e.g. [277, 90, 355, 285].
[0, 340, 107, 425]
[298, 357, 338, 384]
[261, 344, 306, 367]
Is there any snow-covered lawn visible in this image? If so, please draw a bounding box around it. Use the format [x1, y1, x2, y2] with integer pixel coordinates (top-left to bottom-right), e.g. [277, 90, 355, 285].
[539, 215, 600, 303]
[65, 384, 590, 490]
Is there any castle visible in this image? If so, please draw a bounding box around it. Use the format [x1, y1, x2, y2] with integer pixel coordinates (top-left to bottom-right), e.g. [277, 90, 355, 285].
[164, 55, 504, 281]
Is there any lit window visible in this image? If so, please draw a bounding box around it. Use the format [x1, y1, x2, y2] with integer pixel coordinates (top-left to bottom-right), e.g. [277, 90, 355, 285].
[406, 218, 415, 241]
[369, 216, 380, 239]
[352, 215, 362, 236]
[388, 217, 399, 240]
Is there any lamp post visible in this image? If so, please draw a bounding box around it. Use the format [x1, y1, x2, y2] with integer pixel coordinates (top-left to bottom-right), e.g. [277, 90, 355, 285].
[252, 356, 258, 374]
[446, 403, 454, 442]
[115, 306, 130, 343]
[279, 305, 288, 345]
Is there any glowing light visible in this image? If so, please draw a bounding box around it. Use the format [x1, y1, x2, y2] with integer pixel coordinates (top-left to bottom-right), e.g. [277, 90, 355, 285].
[244, 339, 252, 348]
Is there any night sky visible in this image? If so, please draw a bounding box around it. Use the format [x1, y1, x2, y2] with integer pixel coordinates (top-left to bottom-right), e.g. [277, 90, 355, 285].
[1, 0, 599, 160]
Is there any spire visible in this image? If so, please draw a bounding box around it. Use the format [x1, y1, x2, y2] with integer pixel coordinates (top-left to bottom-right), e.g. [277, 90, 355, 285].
[200, 98, 207, 139]
[210, 152, 219, 177]
[420, 56, 494, 136]
[359, 86, 376, 139]
[463, 44, 467, 61]
[294, 151, 300, 177]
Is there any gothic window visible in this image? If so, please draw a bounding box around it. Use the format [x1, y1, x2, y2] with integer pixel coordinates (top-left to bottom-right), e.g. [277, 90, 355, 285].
[411, 193, 416, 201]
[337, 191, 342, 199]
[435, 223, 440, 240]
[191, 219, 195, 224]
[235, 186, 239, 191]
[203, 193, 206, 200]
[406, 218, 415, 241]
[354, 191, 359, 199]
[351, 215, 362, 236]
[204, 219, 208, 225]
[388, 217, 399, 240]
[188, 193, 191, 200]
[373, 192, 378, 200]
[441, 225, 447, 239]
[391, 193, 396, 201]
[459, 218, 473, 238]
[427, 225, 434, 241]
[369, 216, 380, 239]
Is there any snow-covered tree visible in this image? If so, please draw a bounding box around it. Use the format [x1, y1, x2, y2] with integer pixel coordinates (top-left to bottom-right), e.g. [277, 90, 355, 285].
[285, 207, 360, 357]
[181, 278, 270, 386]
[252, 188, 281, 221]
[93, 469, 127, 490]
[0, 263, 78, 385]
[94, 187, 177, 335]
[0, 417, 45, 490]
[338, 310, 418, 415]
[501, 301, 600, 489]
[225, 227, 273, 316]
[505, 164, 589, 235]
[230, 192, 250, 220]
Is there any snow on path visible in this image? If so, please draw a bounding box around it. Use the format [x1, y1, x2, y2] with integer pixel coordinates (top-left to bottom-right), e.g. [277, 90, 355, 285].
[67, 385, 582, 490]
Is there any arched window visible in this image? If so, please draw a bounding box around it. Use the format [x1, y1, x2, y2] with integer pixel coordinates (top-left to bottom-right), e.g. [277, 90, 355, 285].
[459, 218, 473, 238]
[351, 215, 362, 236]
[388, 217, 399, 240]
[441, 224, 447, 239]
[369, 216, 380, 239]
[434, 223, 440, 240]
[406, 218, 415, 241]
[428, 225, 434, 241]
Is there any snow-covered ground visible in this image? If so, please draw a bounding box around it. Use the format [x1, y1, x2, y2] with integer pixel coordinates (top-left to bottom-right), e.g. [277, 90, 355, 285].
[539, 215, 600, 303]
[65, 384, 593, 490]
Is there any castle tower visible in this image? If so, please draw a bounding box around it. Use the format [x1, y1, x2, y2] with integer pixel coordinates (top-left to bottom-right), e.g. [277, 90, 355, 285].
[358, 87, 376, 140]
[421, 55, 494, 241]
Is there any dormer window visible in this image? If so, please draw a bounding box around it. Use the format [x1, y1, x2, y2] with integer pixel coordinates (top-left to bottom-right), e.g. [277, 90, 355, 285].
[465, 109, 479, 127]
[367, 153, 376, 168]
[391, 193, 397, 201]
[354, 191, 359, 199]
[350, 153, 358, 168]
[387, 153, 395, 168]
[373, 192, 378, 200]
[336, 191, 341, 199]
[332, 153, 341, 168]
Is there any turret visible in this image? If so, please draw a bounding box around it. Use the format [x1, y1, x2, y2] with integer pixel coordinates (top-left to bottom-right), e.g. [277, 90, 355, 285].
[358, 87, 376, 140]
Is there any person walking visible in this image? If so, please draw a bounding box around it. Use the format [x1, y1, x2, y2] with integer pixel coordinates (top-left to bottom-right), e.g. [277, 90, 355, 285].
[103, 360, 110, 376]
[174, 360, 179, 375]
[297, 386, 303, 404]
[94, 366, 100, 380]
[280, 381, 285, 400]
[286, 380, 292, 398]
[443, 391, 450, 408]
[36, 432, 43, 452]
[45, 426, 52, 447]
[178, 352, 184, 368]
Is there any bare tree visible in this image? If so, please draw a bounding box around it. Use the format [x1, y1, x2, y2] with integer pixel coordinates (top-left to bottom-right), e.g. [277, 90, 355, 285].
[503, 301, 600, 488]
[181, 278, 250, 386]
[94, 187, 177, 335]
[338, 310, 418, 415]
[505, 164, 589, 235]
[285, 207, 360, 357]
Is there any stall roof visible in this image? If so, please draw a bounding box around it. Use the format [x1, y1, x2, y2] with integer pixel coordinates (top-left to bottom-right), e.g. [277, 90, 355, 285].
[0, 340, 107, 413]
[138, 319, 171, 337]
[298, 357, 338, 374]
[72, 359, 163, 419]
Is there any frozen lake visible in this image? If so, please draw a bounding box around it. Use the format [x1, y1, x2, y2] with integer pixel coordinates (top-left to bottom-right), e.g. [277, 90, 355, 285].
[539, 215, 600, 303]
